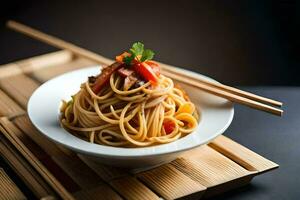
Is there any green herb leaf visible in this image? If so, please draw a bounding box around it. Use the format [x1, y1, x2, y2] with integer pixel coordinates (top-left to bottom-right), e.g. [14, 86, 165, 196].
[123, 55, 134, 66]
[141, 49, 155, 62]
[122, 42, 155, 65]
[130, 42, 144, 56]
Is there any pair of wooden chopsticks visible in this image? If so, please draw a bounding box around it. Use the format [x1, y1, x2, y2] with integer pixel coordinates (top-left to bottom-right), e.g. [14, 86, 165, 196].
[6, 20, 283, 116]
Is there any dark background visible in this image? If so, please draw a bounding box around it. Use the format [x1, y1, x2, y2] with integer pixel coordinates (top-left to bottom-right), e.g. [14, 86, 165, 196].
[0, 0, 298, 85]
[0, 1, 299, 200]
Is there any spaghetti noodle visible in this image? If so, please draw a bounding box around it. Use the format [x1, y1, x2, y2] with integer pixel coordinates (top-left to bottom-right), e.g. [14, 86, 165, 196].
[60, 42, 199, 147]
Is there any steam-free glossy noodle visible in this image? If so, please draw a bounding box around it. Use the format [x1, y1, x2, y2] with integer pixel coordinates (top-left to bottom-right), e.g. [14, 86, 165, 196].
[60, 42, 199, 147]
[60, 73, 199, 147]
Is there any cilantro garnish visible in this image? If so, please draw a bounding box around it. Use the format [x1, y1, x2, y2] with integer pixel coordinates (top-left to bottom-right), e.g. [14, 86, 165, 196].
[141, 49, 155, 62]
[123, 42, 155, 65]
[123, 56, 133, 66]
[131, 42, 144, 56]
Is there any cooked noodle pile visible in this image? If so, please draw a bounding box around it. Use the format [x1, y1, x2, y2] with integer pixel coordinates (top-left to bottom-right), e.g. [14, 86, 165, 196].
[60, 72, 199, 147]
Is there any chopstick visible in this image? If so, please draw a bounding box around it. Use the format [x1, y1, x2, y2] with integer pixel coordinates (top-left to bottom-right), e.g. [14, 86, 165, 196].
[6, 20, 283, 116]
[160, 64, 282, 107]
[6, 20, 112, 65]
[162, 70, 283, 115]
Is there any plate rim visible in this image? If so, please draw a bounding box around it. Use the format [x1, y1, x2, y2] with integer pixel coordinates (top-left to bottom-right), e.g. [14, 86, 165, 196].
[28, 66, 234, 158]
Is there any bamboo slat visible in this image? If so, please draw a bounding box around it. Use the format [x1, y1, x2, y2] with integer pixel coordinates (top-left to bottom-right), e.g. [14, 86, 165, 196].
[0, 89, 24, 118]
[110, 176, 160, 200]
[173, 146, 252, 187]
[74, 184, 122, 200]
[137, 164, 206, 200]
[53, 155, 104, 190]
[0, 117, 75, 200]
[19, 50, 73, 74]
[0, 51, 73, 78]
[173, 159, 254, 198]
[30, 57, 96, 83]
[0, 168, 26, 200]
[13, 115, 65, 157]
[3, 117, 51, 161]
[78, 155, 128, 182]
[208, 136, 279, 172]
[0, 136, 55, 198]
[0, 74, 39, 108]
[1, 117, 82, 193]
[0, 63, 23, 79]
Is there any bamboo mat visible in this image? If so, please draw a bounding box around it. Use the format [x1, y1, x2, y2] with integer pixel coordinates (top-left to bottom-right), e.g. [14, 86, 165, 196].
[0, 51, 278, 200]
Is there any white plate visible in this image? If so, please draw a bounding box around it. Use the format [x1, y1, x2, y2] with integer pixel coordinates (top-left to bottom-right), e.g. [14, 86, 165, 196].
[28, 66, 234, 168]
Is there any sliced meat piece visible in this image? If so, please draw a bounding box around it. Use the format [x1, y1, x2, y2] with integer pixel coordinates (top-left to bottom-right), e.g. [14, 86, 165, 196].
[124, 74, 138, 91]
[92, 62, 122, 94]
[117, 67, 134, 77]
